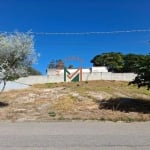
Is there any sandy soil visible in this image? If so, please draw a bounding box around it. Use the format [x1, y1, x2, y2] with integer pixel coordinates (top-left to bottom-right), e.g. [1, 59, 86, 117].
[0, 80, 150, 122]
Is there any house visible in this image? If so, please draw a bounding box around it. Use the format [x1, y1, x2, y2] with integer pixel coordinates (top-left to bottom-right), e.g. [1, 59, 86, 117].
[47, 66, 108, 76]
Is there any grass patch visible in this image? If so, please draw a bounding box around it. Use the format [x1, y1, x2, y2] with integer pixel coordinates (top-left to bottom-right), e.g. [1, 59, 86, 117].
[33, 83, 58, 88]
[58, 114, 65, 120]
[52, 95, 78, 112]
[48, 111, 56, 117]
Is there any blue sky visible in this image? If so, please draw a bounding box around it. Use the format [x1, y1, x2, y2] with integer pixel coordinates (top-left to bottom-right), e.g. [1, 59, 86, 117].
[0, 0, 150, 74]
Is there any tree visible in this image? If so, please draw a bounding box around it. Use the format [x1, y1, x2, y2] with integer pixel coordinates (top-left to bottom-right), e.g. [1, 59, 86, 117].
[68, 65, 74, 69]
[129, 54, 150, 90]
[91, 52, 124, 72]
[123, 54, 145, 72]
[0, 32, 37, 91]
[48, 60, 56, 69]
[56, 59, 64, 69]
[27, 67, 41, 75]
[48, 59, 64, 69]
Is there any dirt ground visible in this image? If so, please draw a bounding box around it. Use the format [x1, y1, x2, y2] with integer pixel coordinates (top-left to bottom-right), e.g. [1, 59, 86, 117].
[0, 80, 150, 122]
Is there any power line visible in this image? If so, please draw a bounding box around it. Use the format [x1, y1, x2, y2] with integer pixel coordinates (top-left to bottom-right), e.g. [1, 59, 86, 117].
[33, 29, 150, 35]
[0, 29, 150, 35]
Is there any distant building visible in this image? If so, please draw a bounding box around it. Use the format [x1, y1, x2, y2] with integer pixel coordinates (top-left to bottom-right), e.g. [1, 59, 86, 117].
[47, 66, 108, 76]
[91, 66, 108, 73]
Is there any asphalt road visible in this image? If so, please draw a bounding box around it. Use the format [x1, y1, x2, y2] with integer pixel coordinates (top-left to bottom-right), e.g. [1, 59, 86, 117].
[0, 121, 150, 150]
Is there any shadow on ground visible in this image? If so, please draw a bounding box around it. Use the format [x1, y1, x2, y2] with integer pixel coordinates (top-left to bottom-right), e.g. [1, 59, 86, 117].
[0, 102, 9, 108]
[99, 97, 150, 114]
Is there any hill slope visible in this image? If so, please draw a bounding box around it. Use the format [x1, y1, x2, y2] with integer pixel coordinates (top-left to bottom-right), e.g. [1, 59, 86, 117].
[0, 80, 150, 122]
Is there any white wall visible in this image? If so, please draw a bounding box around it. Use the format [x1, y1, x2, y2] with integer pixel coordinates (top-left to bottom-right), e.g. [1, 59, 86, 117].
[15, 72, 136, 85]
[92, 66, 108, 72]
[0, 81, 29, 91]
[47, 67, 108, 76]
[83, 72, 136, 81]
[16, 75, 64, 85]
[0, 72, 137, 91]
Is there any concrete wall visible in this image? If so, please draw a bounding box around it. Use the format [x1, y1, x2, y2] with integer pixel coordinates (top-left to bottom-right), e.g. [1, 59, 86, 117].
[91, 66, 108, 72]
[83, 72, 137, 81]
[16, 75, 64, 85]
[47, 67, 108, 76]
[0, 81, 29, 91]
[15, 72, 137, 85]
[0, 72, 136, 91]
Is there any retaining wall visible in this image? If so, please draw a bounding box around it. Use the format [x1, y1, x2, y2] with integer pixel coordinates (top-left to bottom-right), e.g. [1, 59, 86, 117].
[15, 72, 137, 85]
[0, 72, 136, 91]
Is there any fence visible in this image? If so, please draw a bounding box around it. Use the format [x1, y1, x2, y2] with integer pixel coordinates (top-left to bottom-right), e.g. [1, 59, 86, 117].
[0, 72, 137, 91]
[15, 72, 136, 85]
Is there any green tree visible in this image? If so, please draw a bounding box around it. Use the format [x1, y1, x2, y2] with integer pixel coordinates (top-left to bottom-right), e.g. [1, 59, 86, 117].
[91, 52, 124, 72]
[129, 54, 150, 90]
[123, 54, 145, 72]
[27, 67, 41, 75]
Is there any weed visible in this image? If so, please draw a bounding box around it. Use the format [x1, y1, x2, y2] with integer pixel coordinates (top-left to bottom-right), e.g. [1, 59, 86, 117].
[72, 117, 81, 120]
[48, 111, 56, 117]
[58, 114, 65, 120]
[99, 117, 106, 121]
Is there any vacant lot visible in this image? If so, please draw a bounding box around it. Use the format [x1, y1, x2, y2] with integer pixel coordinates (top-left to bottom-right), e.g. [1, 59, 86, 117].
[0, 80, 150, 122]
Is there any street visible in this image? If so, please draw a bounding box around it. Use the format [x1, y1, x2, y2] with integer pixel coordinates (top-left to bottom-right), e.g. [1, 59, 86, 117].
[0, 121, 150, 150]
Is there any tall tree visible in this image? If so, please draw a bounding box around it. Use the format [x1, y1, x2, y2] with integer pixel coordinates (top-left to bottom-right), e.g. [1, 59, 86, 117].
[123, 54, 145, 72]
[129, 54, 150, 90]
[0, 32, 37, 91]
[91, 52, 124, 72]
[48, 59, 64, 69]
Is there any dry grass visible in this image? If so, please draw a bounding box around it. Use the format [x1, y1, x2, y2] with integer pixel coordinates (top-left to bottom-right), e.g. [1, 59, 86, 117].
[53, 95, 78, 112]
[0, 80, 150, 122]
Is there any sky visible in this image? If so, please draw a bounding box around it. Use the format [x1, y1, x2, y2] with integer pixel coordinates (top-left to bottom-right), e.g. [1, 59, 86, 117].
[0, 0, 150, 74]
